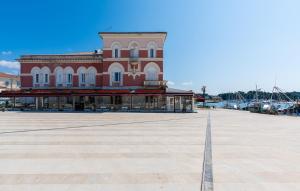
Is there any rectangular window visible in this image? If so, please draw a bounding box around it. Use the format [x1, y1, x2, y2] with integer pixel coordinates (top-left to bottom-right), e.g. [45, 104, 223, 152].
[44, 74, 48, 83]
[68, 74, 72, 83]
[114, 49, 119, 58]
[35, 74, 39, 83]
[150, 49, 154, 58]
[114, 72, 121, 82]
[81, 73, 85, 83]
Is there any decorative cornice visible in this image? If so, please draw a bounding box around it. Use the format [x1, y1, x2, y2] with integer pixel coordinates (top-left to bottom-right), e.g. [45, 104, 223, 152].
[103, 58, 163, 62]
[22, 71, 162, 75]
[99, 32, 167, 42]
[19, 59, 102, 64]
[102, 48, 163, 51]
[18, 54, 102, 64]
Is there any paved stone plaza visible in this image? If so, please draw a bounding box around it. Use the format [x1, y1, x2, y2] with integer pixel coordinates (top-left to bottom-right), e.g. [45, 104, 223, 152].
[211, 110, 300, 191]
[0, 110, 299, 190]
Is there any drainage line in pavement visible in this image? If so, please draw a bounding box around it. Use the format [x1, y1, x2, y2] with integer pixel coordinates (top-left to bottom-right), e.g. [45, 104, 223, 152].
[201, 112, 214, 191]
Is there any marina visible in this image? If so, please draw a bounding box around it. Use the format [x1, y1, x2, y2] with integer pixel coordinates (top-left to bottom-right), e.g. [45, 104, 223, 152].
[198, 86, 300, 116]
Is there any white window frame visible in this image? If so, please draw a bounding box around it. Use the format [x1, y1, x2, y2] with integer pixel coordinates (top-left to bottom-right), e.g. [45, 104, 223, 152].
[147, 41, 157, 58]
[144, 62, 160, 81]
[55, 67, 64, 87]
[67, 73, 72, 84]
[114, 72, 121, 82]
[40, 67, 50, 86]
[31, 67, 41, 87]
[86, 67, 97, 86]
[108, 62, 124, 86]
[111, 42, 121, 58]
[35, 73, 39, 83]
[81, 73, 86, 83]
[44, 73, 48, 83]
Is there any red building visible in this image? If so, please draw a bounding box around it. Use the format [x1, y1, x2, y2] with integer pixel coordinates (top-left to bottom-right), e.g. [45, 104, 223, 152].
[0, 32, 194, 112]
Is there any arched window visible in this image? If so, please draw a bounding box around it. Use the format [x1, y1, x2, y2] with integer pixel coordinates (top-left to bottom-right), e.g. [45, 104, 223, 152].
[41, 67, 50, 86]
[31, 67, 40, 87]
[55, 67, 64, 87]
[64, 67, 74, 87]
[111, 42, 121, 58]
[5, 81, 10, 87]
[144, 62, 160, 81]
[108, 63, 124, 87]
[87, 67, 97, 86]
[146, 67, 158, 80]
[77, 67, 87, 87]
[129, 42, 139, 58]
[147, 41, 157, 58]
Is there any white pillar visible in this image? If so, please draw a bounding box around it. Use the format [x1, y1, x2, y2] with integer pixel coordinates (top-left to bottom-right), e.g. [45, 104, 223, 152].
[72, 96, 75, 111]
[35, 97, 38, 110]
[13, 97, 16, 109]
[192, 96, 195, 112]
[41, 97, 44, 109]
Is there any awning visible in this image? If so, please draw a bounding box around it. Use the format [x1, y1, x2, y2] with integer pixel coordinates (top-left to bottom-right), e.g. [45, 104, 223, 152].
[0, 89, 167, 97]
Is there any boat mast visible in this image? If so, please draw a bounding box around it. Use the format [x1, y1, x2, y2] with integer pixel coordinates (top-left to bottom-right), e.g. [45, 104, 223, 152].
[255, 84, 258, 102]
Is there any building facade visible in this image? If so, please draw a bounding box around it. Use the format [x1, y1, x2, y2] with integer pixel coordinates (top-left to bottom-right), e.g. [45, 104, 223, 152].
[0, 32, 194, 112]
[0, 73, 20, 93]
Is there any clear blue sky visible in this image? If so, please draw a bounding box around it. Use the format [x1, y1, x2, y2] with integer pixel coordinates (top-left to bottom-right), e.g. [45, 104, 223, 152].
[1, 0, 300, 94]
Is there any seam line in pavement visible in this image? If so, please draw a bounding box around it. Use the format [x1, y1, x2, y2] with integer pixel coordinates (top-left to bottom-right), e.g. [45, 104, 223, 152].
[201, 112, 214, 191]
[0, 116, 203, 135]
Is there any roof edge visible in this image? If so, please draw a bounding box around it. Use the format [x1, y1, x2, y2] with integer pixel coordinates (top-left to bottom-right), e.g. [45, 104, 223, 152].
[98, 32, 167, 34]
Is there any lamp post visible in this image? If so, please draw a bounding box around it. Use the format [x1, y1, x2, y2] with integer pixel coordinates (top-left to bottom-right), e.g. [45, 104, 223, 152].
[202, 86, 206, 107]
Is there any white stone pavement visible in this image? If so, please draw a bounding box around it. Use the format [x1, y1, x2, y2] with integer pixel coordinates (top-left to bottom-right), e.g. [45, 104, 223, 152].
[0, 110, 300, 190]
[211, 110, 300, 191]
[0, 112, 207, 191]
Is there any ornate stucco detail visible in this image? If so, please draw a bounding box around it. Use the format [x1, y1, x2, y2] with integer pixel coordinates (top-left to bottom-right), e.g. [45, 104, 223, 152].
[127, 62, 142, 79]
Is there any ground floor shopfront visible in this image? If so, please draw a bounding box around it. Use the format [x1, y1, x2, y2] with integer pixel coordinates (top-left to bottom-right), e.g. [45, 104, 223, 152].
[1, 89, 194, 112]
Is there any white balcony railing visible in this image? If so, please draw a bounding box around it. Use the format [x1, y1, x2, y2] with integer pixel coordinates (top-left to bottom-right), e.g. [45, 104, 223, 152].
[32, 83, 49, 88]
[129, 56, 139, 62]
[112, 81, 121, 87]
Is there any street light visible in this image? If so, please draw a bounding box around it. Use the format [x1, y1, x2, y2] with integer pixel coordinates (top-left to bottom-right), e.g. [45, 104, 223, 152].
[202, 86, 206, 107]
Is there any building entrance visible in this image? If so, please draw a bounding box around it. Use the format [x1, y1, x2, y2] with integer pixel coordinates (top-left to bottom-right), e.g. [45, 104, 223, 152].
[75, 96, 85, 111]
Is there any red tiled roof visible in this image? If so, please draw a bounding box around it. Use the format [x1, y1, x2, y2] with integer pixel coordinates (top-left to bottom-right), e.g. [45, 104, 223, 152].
[0, 72, 19, 79]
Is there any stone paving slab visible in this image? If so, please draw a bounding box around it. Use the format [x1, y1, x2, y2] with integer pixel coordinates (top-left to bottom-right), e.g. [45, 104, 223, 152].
[1, 110, 300, 190]
[0, 112, 207, 191]
[211, 109, 300, 191]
